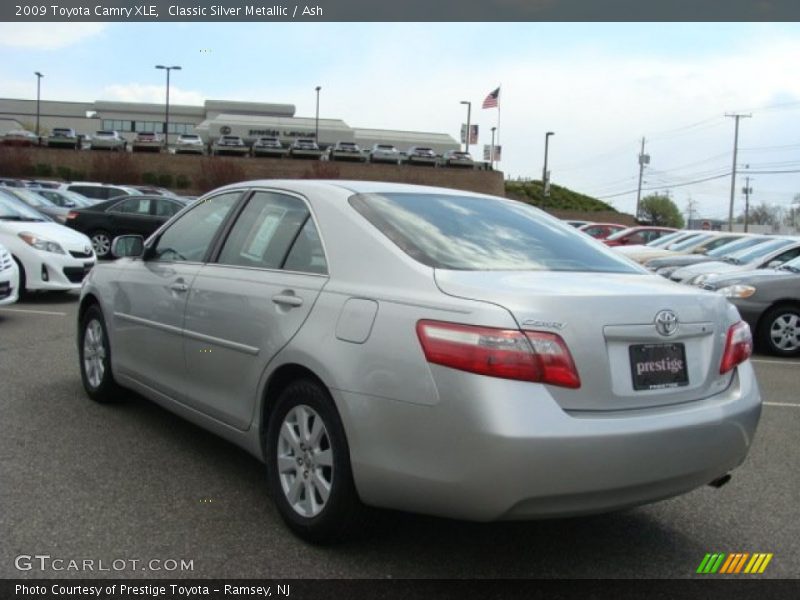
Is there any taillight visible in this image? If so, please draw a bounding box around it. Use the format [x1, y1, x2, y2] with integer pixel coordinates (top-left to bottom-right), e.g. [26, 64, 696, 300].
[719, 321, 753, 374]
[66, 211, 78, 220]
[416, 320, 581, 389]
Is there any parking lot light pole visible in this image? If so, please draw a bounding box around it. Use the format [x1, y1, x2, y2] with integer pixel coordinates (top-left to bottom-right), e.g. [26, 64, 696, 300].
[315, 86, 321, 143]
[543, 131, 554, 196]
[460, 100, 471, 153]
[156, 65, 181, 150]
[34, 72, 43, 140]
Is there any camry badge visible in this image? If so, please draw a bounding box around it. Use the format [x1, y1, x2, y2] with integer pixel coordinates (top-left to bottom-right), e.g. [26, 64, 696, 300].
[654, 310, 679, 337]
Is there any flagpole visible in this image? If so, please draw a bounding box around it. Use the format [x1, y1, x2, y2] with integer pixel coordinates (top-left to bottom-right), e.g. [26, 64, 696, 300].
[496, 85, 501, 167]
[497, 85, 501, 145]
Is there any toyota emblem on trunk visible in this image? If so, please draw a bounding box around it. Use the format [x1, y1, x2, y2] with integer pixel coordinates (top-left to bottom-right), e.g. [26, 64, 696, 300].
[654, 310, 679, 337]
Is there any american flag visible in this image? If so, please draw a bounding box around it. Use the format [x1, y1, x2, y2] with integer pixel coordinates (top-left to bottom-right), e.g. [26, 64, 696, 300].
[482, 87, 500, 109]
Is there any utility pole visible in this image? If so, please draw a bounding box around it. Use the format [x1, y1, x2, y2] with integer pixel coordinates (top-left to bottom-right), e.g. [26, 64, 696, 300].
[742, 175, 753, 233]
[726, 113, 751, 232]
[635, 137, 649, 221]
[686, 197, 697, 227]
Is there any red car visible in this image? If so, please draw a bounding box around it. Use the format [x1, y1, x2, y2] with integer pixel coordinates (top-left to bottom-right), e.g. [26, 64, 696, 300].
[578, 222, 627, 240]
[603, 226, 677, 247]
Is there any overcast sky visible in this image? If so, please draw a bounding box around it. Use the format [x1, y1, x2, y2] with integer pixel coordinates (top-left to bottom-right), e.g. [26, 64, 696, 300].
[1, 22, 799, 219]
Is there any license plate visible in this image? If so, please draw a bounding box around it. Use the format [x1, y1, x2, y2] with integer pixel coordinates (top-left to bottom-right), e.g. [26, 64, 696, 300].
[629, 343, 688, 391]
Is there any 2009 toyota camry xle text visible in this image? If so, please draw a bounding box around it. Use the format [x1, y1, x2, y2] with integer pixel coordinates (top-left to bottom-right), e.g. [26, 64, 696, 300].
[77, 180, 761, 543]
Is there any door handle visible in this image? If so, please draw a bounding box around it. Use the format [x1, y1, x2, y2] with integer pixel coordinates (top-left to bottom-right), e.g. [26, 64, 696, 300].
[170, 282, 189, 292]
[272, 294, 303, 307]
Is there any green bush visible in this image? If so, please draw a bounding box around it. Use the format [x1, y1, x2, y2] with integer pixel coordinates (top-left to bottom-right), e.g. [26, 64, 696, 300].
[141, 172, 158, 185]
[34, 163, 54, 177]
[56, 166, 73, 181]
[157, 173, 174, 188]
[175, 174, 190, 189]
[505, 179, 617, 212]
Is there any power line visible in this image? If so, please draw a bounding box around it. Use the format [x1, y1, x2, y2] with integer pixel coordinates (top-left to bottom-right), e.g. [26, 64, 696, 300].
[597, 172, 732, 199]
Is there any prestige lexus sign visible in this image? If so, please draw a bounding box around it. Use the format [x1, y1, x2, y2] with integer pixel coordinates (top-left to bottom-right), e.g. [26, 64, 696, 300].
[248, 129, 316, 138]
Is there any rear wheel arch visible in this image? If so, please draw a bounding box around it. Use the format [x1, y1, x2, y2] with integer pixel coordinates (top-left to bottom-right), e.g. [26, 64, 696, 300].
[260, 364, 331, 454]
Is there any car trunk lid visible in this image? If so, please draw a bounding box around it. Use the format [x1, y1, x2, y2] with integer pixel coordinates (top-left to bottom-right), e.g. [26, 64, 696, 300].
[434, 270, 733, 411]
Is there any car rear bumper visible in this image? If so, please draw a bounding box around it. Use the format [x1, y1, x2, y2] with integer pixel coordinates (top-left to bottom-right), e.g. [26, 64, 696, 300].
[336, 362, 761, 521]
[253, 148, 287, 157]
[175, 146, 205, 154]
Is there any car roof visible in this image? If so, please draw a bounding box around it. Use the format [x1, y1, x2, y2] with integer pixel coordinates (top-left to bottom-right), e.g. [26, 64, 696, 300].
[211, 179, 495, 200]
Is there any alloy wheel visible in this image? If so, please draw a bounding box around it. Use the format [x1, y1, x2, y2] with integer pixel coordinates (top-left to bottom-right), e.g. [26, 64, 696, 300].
[277, 404, 334, 518]
[769, 312, 800, 352]
[83, 318, 106, 389]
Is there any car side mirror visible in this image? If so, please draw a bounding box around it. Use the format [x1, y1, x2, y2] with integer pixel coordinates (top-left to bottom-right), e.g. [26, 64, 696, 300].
[766, 260, 782, 269]
[111, 235, 144, 258]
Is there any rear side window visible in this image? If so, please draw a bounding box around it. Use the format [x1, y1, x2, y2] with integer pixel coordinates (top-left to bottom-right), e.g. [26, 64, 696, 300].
[350, 193, 640, 273]
[154, 199, 182, 217]
[217, 191, 326, 274]
[112, 198, 151, 215]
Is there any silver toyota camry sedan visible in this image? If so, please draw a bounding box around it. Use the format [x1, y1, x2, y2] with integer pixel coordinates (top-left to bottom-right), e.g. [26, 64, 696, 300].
[77, 180, 761, 543]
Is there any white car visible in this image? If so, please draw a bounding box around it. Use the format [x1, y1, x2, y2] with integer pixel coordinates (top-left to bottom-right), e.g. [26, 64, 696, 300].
[90, 130, 127, 152]
[174, 134, 205, 155]
[369, 143, 401, 164]
[211, 135, 249, 156]
[0, 194, 95, 293]
[0, 242, 19, 306]
[56, 182, 141, 202]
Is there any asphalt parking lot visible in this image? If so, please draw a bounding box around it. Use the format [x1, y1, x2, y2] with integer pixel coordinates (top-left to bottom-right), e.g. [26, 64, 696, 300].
[1, 293, 798, 579]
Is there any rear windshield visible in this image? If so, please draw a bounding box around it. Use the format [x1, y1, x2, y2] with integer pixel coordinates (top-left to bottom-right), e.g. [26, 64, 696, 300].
[349, 193, 641, 273]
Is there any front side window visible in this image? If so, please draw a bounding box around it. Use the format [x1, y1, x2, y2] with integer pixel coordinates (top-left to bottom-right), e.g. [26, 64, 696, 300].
[350, 192, 639, 272]
[152, 192, 240, 263]
[217, 191, 325, 273]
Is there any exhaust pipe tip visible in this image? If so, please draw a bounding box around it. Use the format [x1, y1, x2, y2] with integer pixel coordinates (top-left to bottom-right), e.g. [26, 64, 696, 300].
[708, 473, 732, 489]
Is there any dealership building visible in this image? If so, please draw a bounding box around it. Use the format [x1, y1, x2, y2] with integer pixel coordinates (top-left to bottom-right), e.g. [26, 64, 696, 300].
[0, 97, 460, 153]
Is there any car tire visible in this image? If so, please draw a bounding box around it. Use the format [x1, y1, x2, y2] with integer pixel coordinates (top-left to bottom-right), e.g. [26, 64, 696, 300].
[90, 230, 113, 259]
[758, 304, 800, 357]
[266, 379, 365, 544]
[79, 304, 122, 403]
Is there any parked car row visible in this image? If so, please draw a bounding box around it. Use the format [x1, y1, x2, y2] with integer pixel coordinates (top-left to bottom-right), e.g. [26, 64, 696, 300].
[3, 128, 486, 168]
[0, 191, 95, 299]
[602, 228, 800, 357]
[0, 177, 195, 270]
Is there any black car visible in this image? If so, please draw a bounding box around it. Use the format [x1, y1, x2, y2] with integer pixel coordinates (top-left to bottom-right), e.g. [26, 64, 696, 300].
[65, 195, 187, 258]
